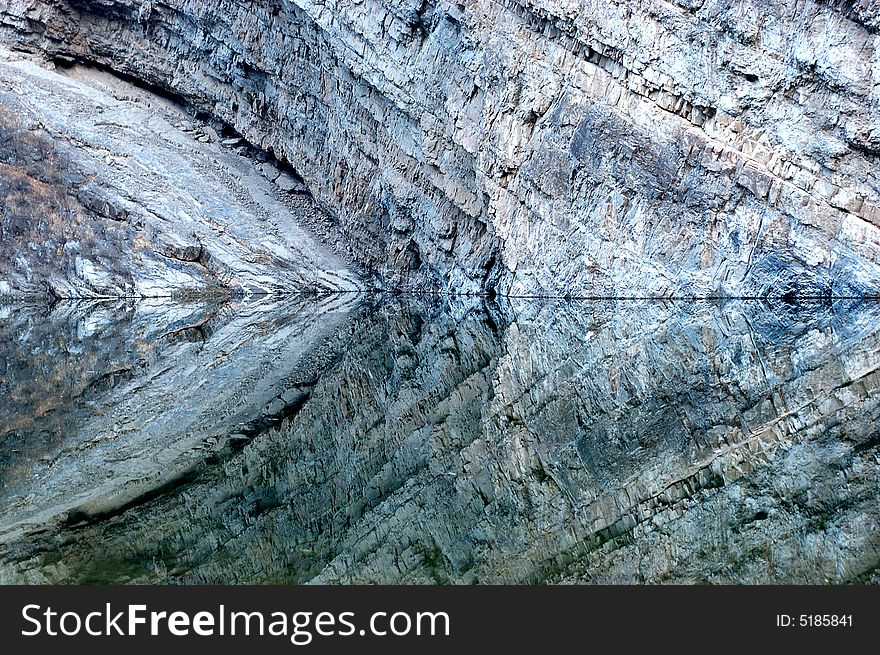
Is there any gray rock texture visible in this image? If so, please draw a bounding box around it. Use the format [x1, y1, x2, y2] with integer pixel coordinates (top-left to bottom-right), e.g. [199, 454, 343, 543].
[1, 297, 878, 583]
[0, 294, 359, 547]
[0, 47, 360, 298]
[3, 0, 880, 297]
[1, 0, 878, 587]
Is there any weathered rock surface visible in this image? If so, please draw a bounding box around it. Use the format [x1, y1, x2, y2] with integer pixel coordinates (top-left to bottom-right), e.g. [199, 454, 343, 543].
[3, 0, 880, 296]
[1, 0, 879, 587]
[0, 294, 359, 547]
[0, 47, 361, 298]
[1, 297, 877, 584]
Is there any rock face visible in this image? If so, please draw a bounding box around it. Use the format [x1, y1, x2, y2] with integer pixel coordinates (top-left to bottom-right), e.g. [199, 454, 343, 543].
[0, 294, 359, 545]
[3, 0, 880, 297]
[2, 1, 878, 588]
[1, 296, 878, 584]
[0, 49, 361, 298]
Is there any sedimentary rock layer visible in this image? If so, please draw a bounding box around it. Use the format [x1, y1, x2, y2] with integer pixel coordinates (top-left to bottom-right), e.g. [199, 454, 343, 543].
[0, 294, 359, 546]
[1, 297, 878, 583]
[2, 0, 879, 297]
[0, 47, 360, 298]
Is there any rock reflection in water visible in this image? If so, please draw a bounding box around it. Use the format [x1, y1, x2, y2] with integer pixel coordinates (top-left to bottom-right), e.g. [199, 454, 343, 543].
[0, 297, 877, 584]
[0, 295, 357, 543]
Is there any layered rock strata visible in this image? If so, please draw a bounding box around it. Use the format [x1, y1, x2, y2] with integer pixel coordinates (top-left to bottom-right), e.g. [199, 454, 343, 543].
[1, 297, 878, 584]
[2, 0, 880, 296]
[0, 46, 360, 298]
[0, 294, 359, 546]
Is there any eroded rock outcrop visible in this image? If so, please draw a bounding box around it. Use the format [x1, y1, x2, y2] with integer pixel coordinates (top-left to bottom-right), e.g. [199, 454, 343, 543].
[0, 47, 360, 298]
[2, 0, 879, 296]
[0, 294, 360, 548]
[2, 297, 877, 584]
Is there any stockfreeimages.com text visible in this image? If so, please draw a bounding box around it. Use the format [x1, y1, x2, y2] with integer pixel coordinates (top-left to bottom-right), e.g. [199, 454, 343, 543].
[22, 603, 450, 645]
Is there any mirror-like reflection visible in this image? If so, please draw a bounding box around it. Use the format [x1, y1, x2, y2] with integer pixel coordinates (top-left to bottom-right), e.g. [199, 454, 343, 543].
[0, 295, 358, 540]
[0, 296, 878, 584]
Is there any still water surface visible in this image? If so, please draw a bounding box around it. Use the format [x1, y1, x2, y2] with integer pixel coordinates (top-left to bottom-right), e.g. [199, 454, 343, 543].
[0, 295, 878, 583]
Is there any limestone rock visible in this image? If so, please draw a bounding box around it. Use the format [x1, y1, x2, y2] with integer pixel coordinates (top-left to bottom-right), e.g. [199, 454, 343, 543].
[0, 297, 878, 584]
[1, 0, 878, 297]
[0, 48, 361, 298]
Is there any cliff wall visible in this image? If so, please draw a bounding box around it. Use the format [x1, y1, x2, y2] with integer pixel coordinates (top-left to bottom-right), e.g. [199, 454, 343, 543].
[2, 0, 879, 296]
